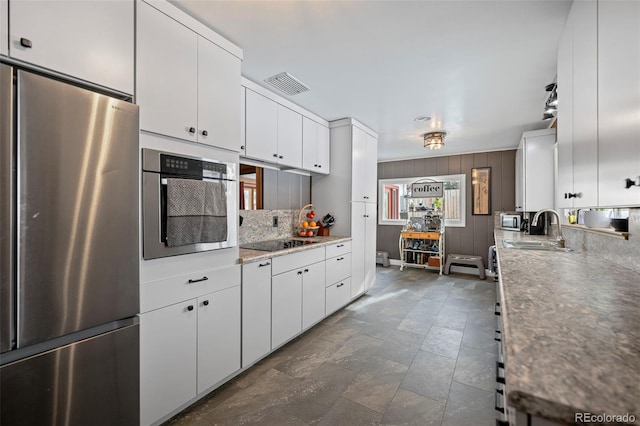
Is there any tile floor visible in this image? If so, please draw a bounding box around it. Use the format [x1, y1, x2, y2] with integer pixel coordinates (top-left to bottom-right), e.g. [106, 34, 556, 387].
[167, 266, 498, 426]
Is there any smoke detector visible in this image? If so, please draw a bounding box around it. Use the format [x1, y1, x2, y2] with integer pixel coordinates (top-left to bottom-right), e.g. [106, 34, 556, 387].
[264, 72, 310, 96]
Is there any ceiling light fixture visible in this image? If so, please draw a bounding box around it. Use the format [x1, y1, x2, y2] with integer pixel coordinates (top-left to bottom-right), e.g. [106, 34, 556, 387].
[422, 131, 446, 150]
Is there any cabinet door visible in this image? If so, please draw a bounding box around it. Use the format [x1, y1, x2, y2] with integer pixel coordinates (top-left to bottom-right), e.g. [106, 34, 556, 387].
[556, 9, 574, 209]
[137, 1, 198, 141]
[364, 133, 378, 202]
[9, 0, 134, 94]
[524, 134, 555, 211]
[302, 261, 326, 330]
[572, 0, 598, 208]
[515, 142, 524, 211]
[140, 301, 197, 426]
[277, 105, 303, 168]
[364, 203, 377, 292]
[197, 36, 241, 151]
[598, 0, 640, 207]
[242, 261, 272, 368]
[317, 124, 331, 174]
[197, 286, 241, 394]
[245, 89, 278, 162]
[271, 269, 302, 349]
[350, 202, 366, 299]
[351, 127, 368, 202]
[240, 86, 246, 155]
[302, 117, 318, 171]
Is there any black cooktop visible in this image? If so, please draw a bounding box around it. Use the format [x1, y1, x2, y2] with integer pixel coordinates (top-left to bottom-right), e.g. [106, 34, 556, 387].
[240, 239, 317, 252]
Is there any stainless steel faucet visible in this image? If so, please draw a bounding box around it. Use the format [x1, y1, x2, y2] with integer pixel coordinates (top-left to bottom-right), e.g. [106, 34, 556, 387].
[532, 209, 565, 248]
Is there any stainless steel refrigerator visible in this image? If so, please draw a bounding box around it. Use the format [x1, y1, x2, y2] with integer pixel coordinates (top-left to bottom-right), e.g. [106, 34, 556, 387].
[0, 64, 140, 425]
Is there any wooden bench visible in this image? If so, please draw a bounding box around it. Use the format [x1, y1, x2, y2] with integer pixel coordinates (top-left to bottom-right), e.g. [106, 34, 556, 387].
[444, 254, 486, 279]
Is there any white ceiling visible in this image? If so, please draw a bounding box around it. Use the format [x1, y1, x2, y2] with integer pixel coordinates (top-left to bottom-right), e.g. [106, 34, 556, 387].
[173, 0, 571, 162]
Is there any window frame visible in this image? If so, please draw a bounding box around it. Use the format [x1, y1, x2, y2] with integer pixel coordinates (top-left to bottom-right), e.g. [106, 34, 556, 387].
[377, 174, 466, 227]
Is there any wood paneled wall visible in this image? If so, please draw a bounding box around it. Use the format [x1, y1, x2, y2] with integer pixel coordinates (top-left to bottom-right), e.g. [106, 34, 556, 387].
[376, 150, 516, 266]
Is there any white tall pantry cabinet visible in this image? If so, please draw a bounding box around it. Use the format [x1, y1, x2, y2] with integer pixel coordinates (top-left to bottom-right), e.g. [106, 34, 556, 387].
[312, 119, 378, 299]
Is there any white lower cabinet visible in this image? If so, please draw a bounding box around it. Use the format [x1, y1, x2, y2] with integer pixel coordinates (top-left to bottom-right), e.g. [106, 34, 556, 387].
[326, 278, 351, 315]
[271, 269, 303, 349]
[140, 282, 241, 425]
[302, 261, 326, 329]
[197, 286, 241, 394]
[140, 301, 197, 426]
[241, 260, 272, 368]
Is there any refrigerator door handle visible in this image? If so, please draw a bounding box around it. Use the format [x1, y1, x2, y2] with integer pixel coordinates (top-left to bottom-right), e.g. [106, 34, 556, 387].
[0, 64, 15, 353]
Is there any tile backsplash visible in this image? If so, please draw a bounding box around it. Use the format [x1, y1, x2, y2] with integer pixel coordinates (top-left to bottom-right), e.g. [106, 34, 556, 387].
[563, 208, 640, 275]
[239, 209, 299, 244]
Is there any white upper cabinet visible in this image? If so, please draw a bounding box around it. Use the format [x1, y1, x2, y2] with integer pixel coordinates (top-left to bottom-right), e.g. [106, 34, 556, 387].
[136, 0, 242, 150]
[556, 8, 574, 209]
[351, 126, 378, 202]
[197, 37, 241, 152]
[276, 105, 303, 168]
[516, 129, 556, 212]
[302, 117, 331, 174]
[598, 0, 640, 206]
[8, 0, 134, 94]
[557, 0, 598, 209]
[244, 89, 303, 167]
[245, 89, 279, 161]
[137, 0, 198, 142]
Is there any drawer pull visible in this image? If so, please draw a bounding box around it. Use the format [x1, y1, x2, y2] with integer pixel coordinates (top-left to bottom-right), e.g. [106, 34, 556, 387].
[297, 271, 303, 275]
[337, 244, 344, 248]
[20, 38, 33, 48]
[494, 302, 501, 316]
[304, 268, 309, 273]
[188, 276, 208, 284]
[336, 283, 344, 288]
[496, 361, 505, 384]
[258, 262, 271, 267]
[495, 388, 505, 413]
[337, 257, 344, 261]
[202, 300, 209, 306]
[495, 330, 501, 342]
[187, 305, 194, 312]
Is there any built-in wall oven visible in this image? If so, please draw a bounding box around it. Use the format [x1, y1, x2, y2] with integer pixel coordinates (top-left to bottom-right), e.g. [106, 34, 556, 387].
[142, 148, 237, 259]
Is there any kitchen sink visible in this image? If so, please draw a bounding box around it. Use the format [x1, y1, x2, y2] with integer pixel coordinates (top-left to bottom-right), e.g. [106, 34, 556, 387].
[502, 240, 575, 252]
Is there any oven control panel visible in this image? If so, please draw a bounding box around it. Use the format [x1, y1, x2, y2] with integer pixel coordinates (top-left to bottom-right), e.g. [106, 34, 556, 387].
[160, 154, 227, 179]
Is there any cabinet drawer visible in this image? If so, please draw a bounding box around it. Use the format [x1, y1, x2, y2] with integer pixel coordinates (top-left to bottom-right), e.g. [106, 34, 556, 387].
[326, 278, 351, 315]
[401, 231, 440, 240]
[326, 253, 352, 286]
[272, 247, 325, 276]
[325, 240, 351, 258]
[141, 265, 241, 313]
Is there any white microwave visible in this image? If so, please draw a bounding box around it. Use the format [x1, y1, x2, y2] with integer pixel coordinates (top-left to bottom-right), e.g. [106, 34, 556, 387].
[500, 214, 521, 230]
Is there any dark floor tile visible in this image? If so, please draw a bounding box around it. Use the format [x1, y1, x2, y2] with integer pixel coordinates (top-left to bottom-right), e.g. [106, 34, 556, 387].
[326, 334, 385, 373]
[433, 310, 468, 331]
[280, 363, 358, 424]
[316, 323, 362, 346]
[421, 326, 463, 359]
[400, 350, 456, 401]
[342, 357, 408, 413]
[452, 346, 497, 392]
[381, 388, 445, 426]
[442, 381, 495, 426]
[461, 323, 498, 353]
[275, 339, 342, 378]
[203, 369, 304, 424]
[318, 397, 383, 426]
[375, 329, 424, 365]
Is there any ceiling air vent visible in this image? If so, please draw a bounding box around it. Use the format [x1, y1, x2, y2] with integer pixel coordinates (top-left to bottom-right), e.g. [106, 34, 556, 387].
[264, 72, 310, 96]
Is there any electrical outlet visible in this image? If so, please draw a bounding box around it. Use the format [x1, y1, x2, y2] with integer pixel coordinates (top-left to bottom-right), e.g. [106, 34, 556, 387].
[273, 215, 278, 227]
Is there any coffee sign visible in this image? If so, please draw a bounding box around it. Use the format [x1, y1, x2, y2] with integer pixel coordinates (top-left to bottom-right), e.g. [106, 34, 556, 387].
[411, 182, 443, 198]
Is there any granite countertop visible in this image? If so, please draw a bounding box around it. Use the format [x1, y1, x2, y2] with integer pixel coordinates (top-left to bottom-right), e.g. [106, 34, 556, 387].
[495, 229, 640, 424]
[238, 236, 351, 264]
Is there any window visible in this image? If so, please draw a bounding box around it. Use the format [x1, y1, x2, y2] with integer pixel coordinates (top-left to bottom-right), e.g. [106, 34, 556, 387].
[378, 174, 466, 227]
